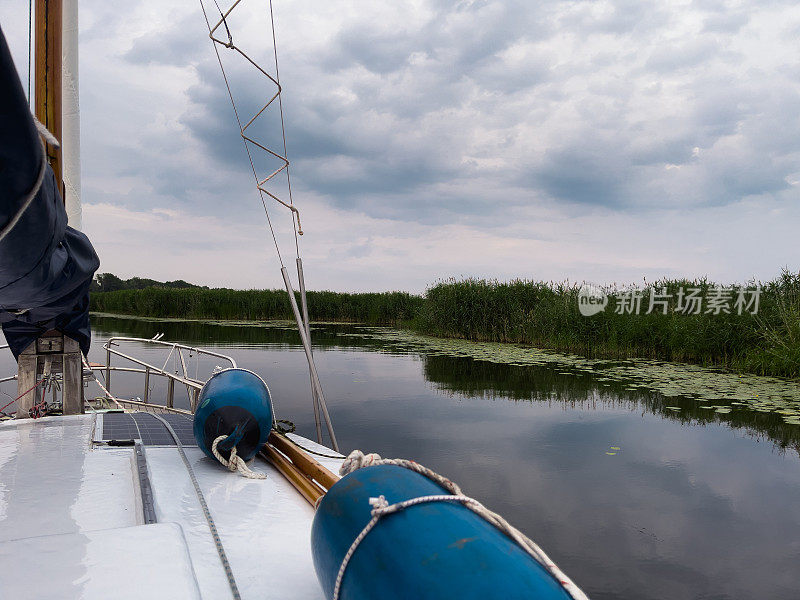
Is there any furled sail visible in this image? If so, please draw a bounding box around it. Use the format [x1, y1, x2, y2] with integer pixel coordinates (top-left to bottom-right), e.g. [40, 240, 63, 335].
[0, 25, 98, 358]
[62, 0, 82, 230]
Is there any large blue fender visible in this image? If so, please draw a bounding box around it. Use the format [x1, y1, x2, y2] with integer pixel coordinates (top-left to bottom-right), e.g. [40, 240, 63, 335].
[193, 368, 273, 462]
[311, 464, 574, 600]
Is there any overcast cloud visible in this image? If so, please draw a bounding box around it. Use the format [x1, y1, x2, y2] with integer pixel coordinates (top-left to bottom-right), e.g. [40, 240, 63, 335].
[2, 0, 798, 291]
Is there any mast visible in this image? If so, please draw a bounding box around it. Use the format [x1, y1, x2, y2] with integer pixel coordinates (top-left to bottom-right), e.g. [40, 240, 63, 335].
[62, 0, 81, 230]
[1, 11, 97, 413]
[34, 0, 64, 201]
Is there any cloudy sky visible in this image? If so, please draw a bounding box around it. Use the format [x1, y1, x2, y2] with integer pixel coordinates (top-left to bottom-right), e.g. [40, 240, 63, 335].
[2, 0, 798, 292]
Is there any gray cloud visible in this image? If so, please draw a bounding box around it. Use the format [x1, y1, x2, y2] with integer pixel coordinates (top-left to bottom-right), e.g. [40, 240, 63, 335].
[229, 2, 797, 219]
[10, 0, 792, 289]
[96, 0, 797, 226]
[125, 13, 207, 67]
[645, 39, 723, 73]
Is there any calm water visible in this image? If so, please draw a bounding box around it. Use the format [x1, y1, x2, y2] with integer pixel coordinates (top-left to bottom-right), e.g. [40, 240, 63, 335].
[5, 316, 799, 599]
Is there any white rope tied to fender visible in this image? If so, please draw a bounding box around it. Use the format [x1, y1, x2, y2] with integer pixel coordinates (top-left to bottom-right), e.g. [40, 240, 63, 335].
[340, 450, 463, 495]
[211, 434, 267, 479]
[334, 450, 590, 600]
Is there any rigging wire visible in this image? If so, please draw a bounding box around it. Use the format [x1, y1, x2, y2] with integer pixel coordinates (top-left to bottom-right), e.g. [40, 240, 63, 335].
[198, 0, 284, 267]
[197, 1, 338, 449]
[204, 1, 302, 234]
[267, 0, 301, 258]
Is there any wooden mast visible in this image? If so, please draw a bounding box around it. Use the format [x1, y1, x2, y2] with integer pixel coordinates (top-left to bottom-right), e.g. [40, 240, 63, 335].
[34, 0, 65, 200]
[19, 1, 85, 417]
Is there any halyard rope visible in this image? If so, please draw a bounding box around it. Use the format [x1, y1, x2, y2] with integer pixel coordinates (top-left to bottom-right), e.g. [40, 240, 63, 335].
[211, 434, 267, 479]
[334, 450, 590, 600]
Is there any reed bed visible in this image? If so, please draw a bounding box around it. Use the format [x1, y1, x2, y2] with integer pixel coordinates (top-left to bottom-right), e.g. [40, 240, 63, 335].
[90, 287, 423, 324]
[90, 270, 800, 378]
[417, 271, 800, 378]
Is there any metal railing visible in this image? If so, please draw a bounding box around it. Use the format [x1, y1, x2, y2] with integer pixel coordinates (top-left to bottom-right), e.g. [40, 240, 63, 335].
[98, 337, 237, 412]
[8, 336, 339, 453]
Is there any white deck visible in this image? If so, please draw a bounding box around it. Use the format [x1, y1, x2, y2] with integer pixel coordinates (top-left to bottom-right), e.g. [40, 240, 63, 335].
[0, 524, 202, 600]
[0, 414, 343, 599]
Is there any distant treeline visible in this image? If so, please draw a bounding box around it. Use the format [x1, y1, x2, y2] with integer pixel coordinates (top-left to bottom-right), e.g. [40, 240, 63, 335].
[90, 273, 202, 293]
[90, 271, 800, 378]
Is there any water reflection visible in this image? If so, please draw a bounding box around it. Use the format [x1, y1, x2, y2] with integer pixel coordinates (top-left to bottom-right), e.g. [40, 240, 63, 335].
[79, 317, 800, 599]
[423, 354, 800, 454]
[89, 316, 800, 454]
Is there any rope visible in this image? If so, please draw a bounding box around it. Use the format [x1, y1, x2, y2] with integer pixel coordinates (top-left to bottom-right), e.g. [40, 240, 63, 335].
[32, 116, 60, 148]
[148, 413, 242, 600]
[0, 377, 47, 415]
[197, 2, 337, 452]
[29, 391, 48, 419]
[211, 434, 267, 479]
[340, 451, 463, 494]
[334, 451, 590, 600]
[82, 356, 126, 410]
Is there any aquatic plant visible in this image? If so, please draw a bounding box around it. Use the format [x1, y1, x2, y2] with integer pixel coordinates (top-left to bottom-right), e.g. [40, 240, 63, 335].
[416, 271, 800, 378]
[341, 325, 800, 436]
[90, 270, 800, 378]
[90, 287, 423, 325]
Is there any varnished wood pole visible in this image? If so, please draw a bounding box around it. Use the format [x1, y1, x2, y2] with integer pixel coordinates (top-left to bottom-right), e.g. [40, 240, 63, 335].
[34, 0, 64, 199]
[259, 432, 342, 507]
[269, 432, 339, 490]
[260, 444, 326, 506]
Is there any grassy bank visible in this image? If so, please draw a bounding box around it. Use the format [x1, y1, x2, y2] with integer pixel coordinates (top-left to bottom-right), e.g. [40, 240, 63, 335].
[90, 271, 800, 378]
[89, 287, 423, 324]
[417, 271, 800, 378]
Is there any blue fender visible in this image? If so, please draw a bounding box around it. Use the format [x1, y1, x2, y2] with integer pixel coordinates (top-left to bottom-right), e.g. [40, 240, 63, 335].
[193, 368, 273, 462]
[311, 464, 574, 600]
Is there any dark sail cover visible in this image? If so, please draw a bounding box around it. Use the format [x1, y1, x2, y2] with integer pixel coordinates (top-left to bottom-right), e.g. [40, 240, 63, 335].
[0, 25, 99, 358]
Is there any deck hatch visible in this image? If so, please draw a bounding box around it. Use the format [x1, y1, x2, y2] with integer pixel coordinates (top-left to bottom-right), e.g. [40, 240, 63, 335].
[102, 412, 196, 446]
